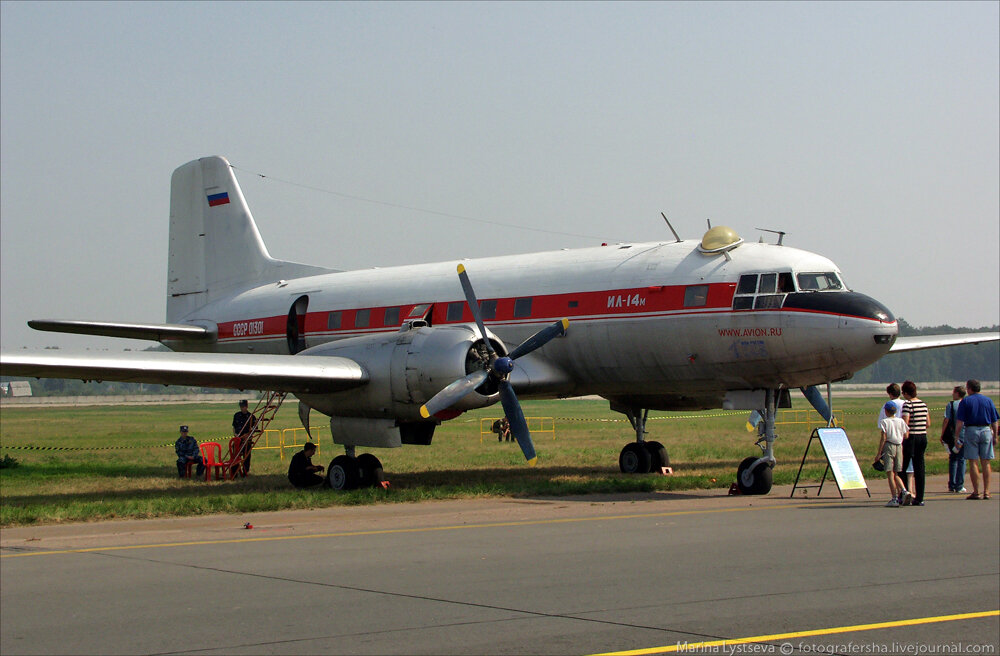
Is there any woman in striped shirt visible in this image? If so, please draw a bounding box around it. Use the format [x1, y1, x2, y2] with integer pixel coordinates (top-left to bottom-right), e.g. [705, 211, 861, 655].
[901, 380, 930, 506]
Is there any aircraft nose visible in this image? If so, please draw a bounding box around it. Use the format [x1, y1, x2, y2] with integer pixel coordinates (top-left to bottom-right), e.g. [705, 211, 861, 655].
[783, 291, 897, 344]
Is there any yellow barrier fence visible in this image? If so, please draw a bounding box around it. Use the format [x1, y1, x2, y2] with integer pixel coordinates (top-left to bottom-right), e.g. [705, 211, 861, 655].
[775, 409, 846, 429]
[249, 427, 324, 461]
[480, 417, 555, 443]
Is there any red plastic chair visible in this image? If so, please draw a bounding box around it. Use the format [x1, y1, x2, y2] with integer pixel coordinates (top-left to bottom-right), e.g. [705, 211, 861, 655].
[223, 436, 251, 479]
[199, 442, 225, 481]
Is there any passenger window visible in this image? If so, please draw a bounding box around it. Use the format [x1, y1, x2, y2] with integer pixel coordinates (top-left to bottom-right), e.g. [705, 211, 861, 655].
[327, 312, 342, 330]
[684, 285, 709, 308]
[479, 299, 497, 320]
[737, 274, 758, 295]
[758, 273, 777, 294]
[383, 307, 400, 326]
[733, 296, 754, 310]
[513, 297, 533, 318]
[446, 301, 465, 322]
[355, 309, 370, 328]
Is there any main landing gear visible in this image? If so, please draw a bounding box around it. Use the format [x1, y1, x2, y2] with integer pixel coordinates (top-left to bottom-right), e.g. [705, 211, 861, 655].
[735, 389, 778, 496]
[616, 407, 670, 474]
[326, 446, 386, 490]
[612, 392, 779, 496]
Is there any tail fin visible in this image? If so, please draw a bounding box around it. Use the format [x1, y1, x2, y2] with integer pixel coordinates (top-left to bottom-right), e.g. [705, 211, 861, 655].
[167, 156, 334, 322]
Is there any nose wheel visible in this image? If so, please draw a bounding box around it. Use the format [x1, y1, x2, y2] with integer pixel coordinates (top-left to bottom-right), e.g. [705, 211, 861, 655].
[735, 389, 779, 495]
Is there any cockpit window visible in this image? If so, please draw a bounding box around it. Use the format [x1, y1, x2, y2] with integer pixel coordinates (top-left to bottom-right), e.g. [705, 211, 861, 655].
[737, 274, 758, 295]
[797, 272, 843, 291]
[732, 271, 794, 311]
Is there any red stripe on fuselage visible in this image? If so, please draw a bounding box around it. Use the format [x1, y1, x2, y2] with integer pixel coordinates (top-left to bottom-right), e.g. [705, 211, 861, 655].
[216, 282, 738, 342]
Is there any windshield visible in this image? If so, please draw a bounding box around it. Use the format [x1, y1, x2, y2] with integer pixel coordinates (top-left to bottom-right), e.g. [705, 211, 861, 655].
[797, 272, 843, 291]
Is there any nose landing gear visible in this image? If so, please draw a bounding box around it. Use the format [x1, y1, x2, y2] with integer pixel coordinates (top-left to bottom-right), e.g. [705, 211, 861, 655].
[735, 389, 778, 495]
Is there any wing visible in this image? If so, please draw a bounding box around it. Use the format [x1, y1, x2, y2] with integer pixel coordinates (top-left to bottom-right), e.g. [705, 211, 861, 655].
[27, 319, 214, 342]
[889, 332, 1000, 353]
[0, 350, 368, 394]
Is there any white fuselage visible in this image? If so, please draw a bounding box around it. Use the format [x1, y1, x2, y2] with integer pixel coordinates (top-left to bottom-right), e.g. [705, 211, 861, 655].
[170, 238, 897, 410]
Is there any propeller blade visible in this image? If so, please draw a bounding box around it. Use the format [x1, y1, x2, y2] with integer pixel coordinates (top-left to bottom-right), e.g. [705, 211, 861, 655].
[457, 264, 495, 356]
[507, 318, 569, 360]
[498, 380, 536, 465]
[801, 385, 832, 424]
[419, 370, 490, 419]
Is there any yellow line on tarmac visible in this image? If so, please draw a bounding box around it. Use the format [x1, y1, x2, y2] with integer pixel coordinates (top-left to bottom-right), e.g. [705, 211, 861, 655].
[588, 610, 1000, 656]
[1, 499, 826, 559]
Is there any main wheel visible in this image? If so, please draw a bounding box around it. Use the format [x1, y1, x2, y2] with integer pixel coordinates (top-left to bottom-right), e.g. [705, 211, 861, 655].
[326, 455, 360, 490]
[736, 456, 773, 495]
[619, 442, 652, 474]
[357, 453, 385, 488]
[644, 441, 669, 471]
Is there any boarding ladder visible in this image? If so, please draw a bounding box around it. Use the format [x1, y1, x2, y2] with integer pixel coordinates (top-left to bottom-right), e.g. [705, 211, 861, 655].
[231, 390, 287, 477]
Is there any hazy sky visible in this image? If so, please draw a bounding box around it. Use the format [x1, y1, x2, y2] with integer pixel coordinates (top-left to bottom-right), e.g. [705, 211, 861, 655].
[2, 1, 997, 351]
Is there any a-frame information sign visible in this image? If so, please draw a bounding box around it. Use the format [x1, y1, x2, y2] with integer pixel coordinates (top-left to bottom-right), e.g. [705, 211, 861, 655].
[791, 427, 870, 498]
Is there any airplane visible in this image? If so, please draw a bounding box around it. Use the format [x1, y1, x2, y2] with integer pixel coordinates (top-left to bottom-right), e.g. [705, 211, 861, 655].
[2, 156, 997, 493]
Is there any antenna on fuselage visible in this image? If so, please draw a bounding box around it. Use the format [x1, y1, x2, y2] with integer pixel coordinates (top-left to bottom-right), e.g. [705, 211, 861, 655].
[755, 227, 786, 246]
[706, 218, 712, 229]
[660, 212, 682, 243]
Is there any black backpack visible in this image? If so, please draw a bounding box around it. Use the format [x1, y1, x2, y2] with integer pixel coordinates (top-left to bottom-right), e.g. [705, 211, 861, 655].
[941, 400, 959, 447]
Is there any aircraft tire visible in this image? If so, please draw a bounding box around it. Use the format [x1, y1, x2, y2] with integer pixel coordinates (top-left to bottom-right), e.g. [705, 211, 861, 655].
[644, 441, 669, 471]
[357, 453, 385, 488]
[619, 442, 652, 474]
[736, 456, 773, 495]
[327, 455, 360, 491]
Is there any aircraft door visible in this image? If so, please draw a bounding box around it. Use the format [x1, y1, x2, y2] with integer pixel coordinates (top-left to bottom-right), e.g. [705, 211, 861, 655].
[287, 295, 309, 354]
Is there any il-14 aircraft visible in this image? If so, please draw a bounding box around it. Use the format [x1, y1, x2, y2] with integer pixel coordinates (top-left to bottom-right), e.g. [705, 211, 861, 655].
[2, 156, 997, 492]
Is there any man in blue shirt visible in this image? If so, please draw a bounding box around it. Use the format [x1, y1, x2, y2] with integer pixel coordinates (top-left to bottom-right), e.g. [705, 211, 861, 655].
[174, 425, 206, 479]
[954, 379, 999, 500]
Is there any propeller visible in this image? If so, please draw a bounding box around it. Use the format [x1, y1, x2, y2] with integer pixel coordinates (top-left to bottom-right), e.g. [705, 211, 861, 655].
[419, 264, 569, 466]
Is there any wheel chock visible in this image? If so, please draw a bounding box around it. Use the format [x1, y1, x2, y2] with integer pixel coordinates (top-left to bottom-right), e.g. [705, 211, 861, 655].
[728, 483, 742, 495]
[659, 466, 673, 475]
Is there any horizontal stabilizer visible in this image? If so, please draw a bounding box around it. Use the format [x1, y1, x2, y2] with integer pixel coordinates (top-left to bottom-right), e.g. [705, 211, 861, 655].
[889, 332, 999, 353]
[0, 351, 368, 395]
[28, 320, 215, 343]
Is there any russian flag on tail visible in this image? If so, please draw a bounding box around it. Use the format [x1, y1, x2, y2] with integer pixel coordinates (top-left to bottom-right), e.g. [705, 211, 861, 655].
[207, 192, 230, 207]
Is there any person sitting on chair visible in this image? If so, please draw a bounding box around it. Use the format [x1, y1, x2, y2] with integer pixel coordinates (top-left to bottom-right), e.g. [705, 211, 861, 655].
[288, 442, 325, 489]
[174, 425, 205, 479]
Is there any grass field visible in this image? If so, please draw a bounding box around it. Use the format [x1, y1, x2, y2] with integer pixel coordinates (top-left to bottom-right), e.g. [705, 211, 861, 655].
[0, 394, 978, 526]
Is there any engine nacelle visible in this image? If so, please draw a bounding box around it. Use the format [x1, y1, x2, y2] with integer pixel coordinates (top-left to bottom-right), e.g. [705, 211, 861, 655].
[296, 323, 505, 423]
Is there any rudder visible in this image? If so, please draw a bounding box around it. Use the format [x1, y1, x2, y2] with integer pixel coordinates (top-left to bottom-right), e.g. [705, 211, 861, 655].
[167, 156, 332, 322]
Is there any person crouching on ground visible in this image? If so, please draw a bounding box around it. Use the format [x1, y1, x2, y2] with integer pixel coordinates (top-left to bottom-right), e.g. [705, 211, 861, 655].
[877, 402, 909, 507]
[175, 425, 205, 479]
[288, 442, 325, 489]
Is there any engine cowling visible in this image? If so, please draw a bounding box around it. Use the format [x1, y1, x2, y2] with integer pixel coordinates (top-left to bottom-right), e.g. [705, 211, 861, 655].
[295, 323, 505, 422]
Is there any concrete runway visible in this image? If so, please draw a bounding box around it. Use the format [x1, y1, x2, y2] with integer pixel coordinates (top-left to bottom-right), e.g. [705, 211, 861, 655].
[2, 475, 998, 655]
